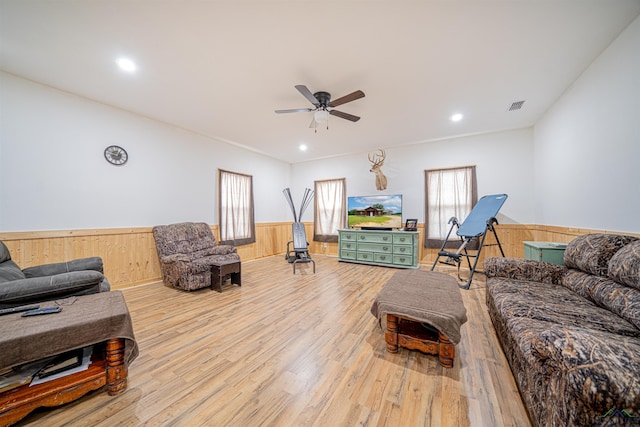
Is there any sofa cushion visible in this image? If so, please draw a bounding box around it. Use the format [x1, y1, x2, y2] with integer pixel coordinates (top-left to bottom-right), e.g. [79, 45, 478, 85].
[484, 257, 566, 285]
[0, 271, 105, 305]
[0, 241, 11, 263]
[564, 270, 640, 330]
[563, 234, 638, 277]
[0, 260, 26, 283]
[562, 269, 598, 303]
[153, 222, 217, 259]
[487, 278, 640, 337]
[530, 326, 640, 426]
[22, 257, 105, 277]
[608, 240, 640, 290]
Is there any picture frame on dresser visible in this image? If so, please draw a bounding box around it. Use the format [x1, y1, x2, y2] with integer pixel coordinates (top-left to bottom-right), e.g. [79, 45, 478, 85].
[404, 219, 417, 231]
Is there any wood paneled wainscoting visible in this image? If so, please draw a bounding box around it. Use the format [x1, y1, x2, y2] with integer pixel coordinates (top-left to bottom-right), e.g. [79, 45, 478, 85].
[0, 223, 311, 290]
[416, 223, 638, 266]
[1, 223, 636, 290]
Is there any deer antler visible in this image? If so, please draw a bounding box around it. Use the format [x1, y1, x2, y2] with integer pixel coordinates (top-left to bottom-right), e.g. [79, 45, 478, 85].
[368, 149, 385, 166]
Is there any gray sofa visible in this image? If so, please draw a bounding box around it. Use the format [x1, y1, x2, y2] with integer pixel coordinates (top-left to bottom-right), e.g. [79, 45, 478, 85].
[0, 240, 110, 309]
[484, 234, 640, 427]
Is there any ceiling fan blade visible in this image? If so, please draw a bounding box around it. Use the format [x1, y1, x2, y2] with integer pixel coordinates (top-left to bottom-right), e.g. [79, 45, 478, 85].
[275, 108, 313, 114]
[330, 110, 360, 122]
[295, 85, 320, 106]
[329, 90, 365, 108]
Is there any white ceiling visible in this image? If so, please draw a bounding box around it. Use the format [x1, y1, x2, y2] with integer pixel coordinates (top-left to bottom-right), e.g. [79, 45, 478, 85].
[2, 1, 639, 164]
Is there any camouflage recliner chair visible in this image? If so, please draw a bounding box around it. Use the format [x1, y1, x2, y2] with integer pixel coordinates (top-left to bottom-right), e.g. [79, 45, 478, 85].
[152, 222, 239, 291]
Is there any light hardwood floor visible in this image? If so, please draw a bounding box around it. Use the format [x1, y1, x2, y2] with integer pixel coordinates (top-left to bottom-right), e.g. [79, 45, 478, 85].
[17, 255, 532, 427]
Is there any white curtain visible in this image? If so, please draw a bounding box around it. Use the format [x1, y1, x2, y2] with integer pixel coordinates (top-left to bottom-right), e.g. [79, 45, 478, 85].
[424, 166, 477, 248]
[218, 169, 255, 245]
[314, 178, 346, 243]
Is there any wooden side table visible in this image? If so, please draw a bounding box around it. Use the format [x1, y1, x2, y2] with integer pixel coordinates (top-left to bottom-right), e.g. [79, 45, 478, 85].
[0, 339, 126, 425]
[211, 260, 241, 292]
[0, 291, 138, 425]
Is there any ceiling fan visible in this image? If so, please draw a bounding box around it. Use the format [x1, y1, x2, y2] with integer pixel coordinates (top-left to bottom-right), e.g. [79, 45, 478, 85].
[275, 85, 365, 129]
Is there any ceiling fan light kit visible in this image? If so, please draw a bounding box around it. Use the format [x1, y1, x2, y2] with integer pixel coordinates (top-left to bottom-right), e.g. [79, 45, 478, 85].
[314, 110, 329, 123]
[275, 85, 365, 131]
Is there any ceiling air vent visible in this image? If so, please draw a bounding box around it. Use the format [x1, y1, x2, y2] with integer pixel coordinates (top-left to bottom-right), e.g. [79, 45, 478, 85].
[508, 100, 526, 111]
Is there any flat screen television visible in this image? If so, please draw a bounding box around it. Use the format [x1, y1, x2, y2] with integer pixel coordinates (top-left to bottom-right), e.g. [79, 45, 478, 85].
[347, 194, 403, 230]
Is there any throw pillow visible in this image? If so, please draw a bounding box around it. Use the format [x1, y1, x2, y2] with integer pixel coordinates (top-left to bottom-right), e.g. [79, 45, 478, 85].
[608, 240, 640, 290]
[563, 234, 638, 277]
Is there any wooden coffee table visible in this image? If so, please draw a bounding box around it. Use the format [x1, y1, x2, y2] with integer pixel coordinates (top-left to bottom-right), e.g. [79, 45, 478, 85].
[371, 270, 468, 368]
[211, 260, 241, 292]
[385, 314, 456, 367]
[0, 291, 138, 425]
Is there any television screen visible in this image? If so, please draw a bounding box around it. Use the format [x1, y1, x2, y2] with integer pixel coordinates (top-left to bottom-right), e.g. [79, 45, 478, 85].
[347, 194, 403, 230]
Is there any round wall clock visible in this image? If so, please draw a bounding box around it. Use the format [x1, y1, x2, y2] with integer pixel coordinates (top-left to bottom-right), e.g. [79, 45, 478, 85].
[104, 145, 128, 166]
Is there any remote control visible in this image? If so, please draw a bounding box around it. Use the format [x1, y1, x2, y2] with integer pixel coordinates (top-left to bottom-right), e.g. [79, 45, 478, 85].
[21, 307, 62, 316]
[0, 305, 40, 316]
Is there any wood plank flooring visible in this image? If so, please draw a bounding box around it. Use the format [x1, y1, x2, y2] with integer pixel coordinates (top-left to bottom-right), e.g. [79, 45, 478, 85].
[16, 255, 532, 427]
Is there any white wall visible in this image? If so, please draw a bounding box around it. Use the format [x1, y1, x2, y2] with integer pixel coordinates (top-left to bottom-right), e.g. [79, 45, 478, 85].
[291, 128, 535, 225]
[0, 72, 291, 231]
[534, 15, 640, 233]
[4, 9, 638, 236]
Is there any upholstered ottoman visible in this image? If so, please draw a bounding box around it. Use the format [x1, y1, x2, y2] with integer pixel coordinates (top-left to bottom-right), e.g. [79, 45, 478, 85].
[371, 270, 468, 367]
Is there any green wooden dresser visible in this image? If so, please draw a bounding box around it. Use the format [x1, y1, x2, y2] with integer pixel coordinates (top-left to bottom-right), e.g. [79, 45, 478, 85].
[338, 229, 419, 268]
[523, 241, 567, 265]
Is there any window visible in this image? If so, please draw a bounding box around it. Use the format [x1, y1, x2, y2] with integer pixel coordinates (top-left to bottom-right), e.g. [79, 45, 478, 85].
[218, 169, 255, 246]
[424, 166, 477, 248]
[314, 178, 347, 243]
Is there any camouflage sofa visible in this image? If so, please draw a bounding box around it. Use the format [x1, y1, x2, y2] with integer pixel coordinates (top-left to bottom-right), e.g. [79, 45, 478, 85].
[484, 234, 640, 427]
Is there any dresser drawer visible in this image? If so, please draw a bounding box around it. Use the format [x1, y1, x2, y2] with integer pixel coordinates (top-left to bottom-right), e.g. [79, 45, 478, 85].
[393, 254, 414, 266]
[357, 252, 375, 262]
[340, 241, 356, 250]
[374, 253, 393, 264]
[358, 242, 392, 253]
[393, 245, 413, 255]
[340, 249, 357, 260]
[341, 231, 357, 242]
[393, 234, 413, 245]
[357, 232, 392, 244]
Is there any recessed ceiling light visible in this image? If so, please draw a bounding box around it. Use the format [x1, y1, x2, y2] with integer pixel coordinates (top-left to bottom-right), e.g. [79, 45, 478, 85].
[116, 58, 137, 72]
[299, 144, 308, 151]
[450, 113, 464, 122]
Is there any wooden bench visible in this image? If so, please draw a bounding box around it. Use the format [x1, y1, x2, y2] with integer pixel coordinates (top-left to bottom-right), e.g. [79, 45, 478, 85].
[370, 270, 468, 368]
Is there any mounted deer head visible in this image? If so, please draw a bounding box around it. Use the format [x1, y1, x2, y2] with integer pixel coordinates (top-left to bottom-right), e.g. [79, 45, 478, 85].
[368, 149, 388, 191]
